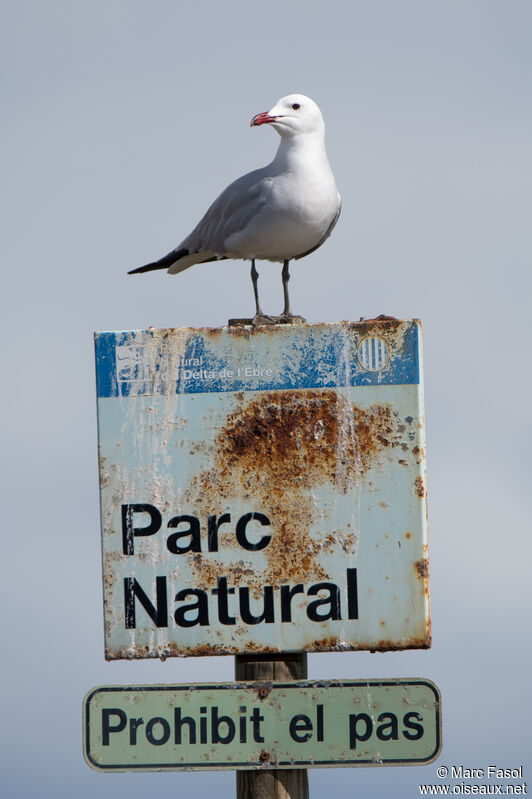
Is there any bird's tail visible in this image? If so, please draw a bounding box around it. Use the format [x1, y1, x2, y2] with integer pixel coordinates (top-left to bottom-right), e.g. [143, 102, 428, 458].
[128, 248, 221, 275]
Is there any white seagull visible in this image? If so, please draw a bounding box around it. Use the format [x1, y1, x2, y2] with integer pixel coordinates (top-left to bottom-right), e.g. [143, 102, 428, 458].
[129, 94, 341, 325]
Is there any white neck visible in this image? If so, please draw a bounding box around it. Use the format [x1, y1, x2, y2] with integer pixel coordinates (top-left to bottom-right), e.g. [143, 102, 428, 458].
[272, 131, 329, 172]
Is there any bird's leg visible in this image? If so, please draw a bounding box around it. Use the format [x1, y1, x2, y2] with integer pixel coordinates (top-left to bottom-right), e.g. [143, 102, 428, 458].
[250, 260, 275, 326]
[282, 259, 292, 316]
[278, 260, 306, 324]
[251, 259, 262, 313]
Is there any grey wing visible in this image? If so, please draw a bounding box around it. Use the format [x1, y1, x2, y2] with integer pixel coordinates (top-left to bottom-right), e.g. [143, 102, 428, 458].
[129, 168, 273, 277]
[180, 167, 272, 256]
[294, 195, 342, 260]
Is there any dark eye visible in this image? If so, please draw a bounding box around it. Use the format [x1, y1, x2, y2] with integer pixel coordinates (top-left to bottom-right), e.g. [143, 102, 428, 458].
[291, 103, 301, 110]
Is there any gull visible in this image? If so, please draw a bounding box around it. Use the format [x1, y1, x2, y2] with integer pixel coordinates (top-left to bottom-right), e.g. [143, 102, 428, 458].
[128, 93, 341, 325]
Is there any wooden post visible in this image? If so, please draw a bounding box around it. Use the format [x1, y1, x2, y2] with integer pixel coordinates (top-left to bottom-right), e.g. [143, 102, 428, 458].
[235, 653, 309, 799]
[229, 320, 309, 798]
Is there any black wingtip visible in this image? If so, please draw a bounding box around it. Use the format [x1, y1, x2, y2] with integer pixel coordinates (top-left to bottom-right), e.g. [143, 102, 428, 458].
[127, 263, 167, 274]
[127, 248, 189, 275]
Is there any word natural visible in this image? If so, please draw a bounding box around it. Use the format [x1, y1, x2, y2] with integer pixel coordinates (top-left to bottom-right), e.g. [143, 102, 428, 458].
[120, 504, 358, 630]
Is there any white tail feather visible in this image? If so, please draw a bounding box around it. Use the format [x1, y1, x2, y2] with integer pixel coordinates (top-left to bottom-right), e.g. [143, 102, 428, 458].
[167, 251, 216, 274]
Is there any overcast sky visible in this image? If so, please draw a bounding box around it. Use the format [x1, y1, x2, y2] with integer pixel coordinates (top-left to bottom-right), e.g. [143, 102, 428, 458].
[2, 1, 531, 796]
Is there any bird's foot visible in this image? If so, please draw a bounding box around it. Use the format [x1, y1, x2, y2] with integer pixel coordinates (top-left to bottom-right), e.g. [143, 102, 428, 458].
[275, 313, 307, 325]
[251, 313, 277, 327]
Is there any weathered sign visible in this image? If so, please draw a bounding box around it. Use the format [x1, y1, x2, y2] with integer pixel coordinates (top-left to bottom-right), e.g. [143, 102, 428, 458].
[95, 319, 430, 659]
[83, 679, 441, 771]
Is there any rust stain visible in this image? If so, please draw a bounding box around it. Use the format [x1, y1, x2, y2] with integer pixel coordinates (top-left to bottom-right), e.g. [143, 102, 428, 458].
[165, 642, 243, 658]
[219, 390, 358, 492]
[414, 476, 425, 497]
[371, 634, 431, 652]
[184, 390, 404, 593]
[425, 617, 432, 645]
[415, 558, 429, 579]
[105, 629, 433, 659]
[350, 316, 401, 333]
[191, 554, 255, 590]
[255, 684, 273, 700]
[303, 636, 348, 652]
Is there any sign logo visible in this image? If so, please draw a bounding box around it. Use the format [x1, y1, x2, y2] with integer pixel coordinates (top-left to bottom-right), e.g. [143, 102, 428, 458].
[357, 336, 390, 371]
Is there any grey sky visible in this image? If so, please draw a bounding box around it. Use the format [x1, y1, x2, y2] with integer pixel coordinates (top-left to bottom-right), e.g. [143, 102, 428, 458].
[2, 1, 531, 796]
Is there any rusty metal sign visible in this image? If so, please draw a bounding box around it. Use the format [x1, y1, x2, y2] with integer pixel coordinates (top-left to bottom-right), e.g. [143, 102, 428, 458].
[94, 319, 430, 659]
[83, 678, 441, 771]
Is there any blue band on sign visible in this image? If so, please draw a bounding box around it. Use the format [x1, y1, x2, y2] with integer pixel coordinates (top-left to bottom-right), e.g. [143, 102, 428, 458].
[94, 322, 420, 399]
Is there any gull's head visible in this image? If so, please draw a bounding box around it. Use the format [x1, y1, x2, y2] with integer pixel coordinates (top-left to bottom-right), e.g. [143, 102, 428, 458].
[250, 94, 325, 138]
